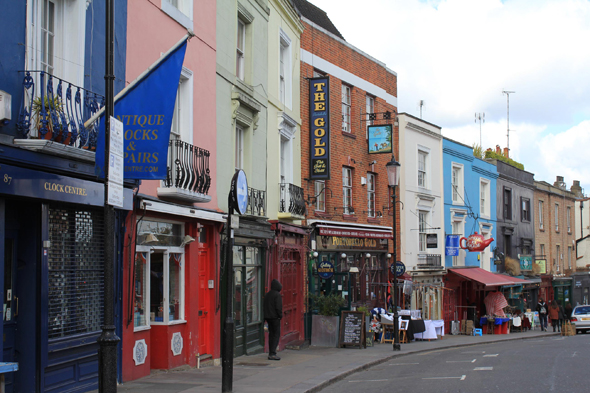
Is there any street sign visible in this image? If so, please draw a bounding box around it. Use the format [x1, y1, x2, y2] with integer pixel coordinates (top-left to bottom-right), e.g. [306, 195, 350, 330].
[107, 116, 124, 208]
[390, 261, 406, 277]
[230, 170, 249, 215]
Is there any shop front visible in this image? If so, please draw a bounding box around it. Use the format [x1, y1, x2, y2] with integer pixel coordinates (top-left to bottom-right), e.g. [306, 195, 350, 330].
[309, 222, 392, 310]
[552, 277, 573, 309]
[0, 161, 134, 392]
[121, 198, 224, 382]
[571, 272, 590, 306]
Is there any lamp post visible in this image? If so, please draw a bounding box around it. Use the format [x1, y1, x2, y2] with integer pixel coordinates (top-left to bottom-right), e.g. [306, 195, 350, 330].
[386, 155, 401, 351]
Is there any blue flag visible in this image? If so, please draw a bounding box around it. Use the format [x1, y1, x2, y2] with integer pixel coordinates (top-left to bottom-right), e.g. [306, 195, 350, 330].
[95, 39, 188, 180]
[445, 234, 460, 256]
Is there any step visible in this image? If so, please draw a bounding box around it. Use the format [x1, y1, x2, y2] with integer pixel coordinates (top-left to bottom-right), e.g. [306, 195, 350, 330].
[197, 354, 214, 369]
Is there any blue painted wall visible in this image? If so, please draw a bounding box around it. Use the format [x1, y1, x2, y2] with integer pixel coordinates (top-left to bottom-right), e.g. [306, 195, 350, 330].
[0, 0, 127, 137]
[443, 138, 498, 270]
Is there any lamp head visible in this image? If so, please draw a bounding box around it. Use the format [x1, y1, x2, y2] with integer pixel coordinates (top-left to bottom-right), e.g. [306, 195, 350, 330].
[385, 155, 401, 187]
[341, 253, 347, 259]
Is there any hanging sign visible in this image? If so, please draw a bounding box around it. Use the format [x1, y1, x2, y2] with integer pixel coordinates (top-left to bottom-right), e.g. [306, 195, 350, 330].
[230, 170, 249, 215]
[426, 233, 438, 248]
[520, 255, 533, 271]
[317, 260, 335, 279]
[390, 261, 406, 277]
[535, 259, 547, 274]
[309, 77, 330, 180]
[368, 124, 392, 154]
[445, 235, 460, 256]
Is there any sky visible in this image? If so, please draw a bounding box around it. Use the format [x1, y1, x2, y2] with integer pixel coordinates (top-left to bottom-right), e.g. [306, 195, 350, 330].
[307, 0, 590, 193]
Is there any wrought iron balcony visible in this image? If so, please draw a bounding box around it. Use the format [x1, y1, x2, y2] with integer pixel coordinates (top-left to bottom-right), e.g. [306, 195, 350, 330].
[157, 139, 211, 203]
[16, 70, 104, 160]
[246, 187, 266, 216]
[279, 183, 306, 219]
[417, 254, 443, 269]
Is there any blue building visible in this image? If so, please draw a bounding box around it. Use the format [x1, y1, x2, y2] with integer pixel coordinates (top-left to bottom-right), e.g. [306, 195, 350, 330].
[443, 138, 498, 271]
[0, 1, 127, 391]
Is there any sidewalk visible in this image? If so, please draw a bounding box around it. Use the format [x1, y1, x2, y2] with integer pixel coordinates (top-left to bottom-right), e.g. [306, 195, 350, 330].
[113, 329, 560, 393]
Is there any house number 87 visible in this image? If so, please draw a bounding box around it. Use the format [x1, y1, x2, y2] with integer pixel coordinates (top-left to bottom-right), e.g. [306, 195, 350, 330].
[4, 174, 12, 185]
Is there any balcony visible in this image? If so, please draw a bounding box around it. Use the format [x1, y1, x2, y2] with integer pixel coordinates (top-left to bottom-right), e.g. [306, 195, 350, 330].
[246, 187, 266, 217]
[15, 71, 104, 161]
[417, 254, 443, 270]
[157, 140, 211, 203]
[279, 183, 306, 220]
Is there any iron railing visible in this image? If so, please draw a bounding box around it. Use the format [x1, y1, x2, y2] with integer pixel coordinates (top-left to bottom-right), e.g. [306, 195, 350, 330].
[246, 187, 266, 216]
[279, 183, 306, 216]
[163, 139, 211, 195]
[417, 254, 442, 268]
[17, 71, 104, 150]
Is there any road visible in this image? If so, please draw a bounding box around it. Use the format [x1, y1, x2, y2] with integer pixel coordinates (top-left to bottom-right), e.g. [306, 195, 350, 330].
[320, 334, 590, 393]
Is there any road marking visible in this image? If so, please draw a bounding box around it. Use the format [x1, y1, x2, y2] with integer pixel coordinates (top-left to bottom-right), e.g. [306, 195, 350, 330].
[446, 359, 476, 363]
[474, 367, 494, 371]
[483, 354, 499, 357]
[462, 351, 485, 354]
[552, 337, 565, 341]
[422, 376, 466, 380]
[348, 379, 389, 383]
[389, 363, 420, 365]
[572, 351, 578, 357]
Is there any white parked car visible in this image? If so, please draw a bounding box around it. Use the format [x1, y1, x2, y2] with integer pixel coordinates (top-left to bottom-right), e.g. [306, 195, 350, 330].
[570, 305, 590, 334]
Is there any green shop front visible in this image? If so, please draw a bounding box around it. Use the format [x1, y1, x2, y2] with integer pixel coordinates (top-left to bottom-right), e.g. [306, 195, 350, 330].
[552, 276, 573, 309]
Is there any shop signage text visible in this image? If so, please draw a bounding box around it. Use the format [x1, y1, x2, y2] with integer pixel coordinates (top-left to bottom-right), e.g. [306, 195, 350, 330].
[317, 260, 335, 279]
[445, 235, 459, 256]
[309, 77, 330, 180]
[427, 234, 438, 248]
[520, 255, 533, 271]
[319, 227, 391, 239]
[316, 235, 388, 251]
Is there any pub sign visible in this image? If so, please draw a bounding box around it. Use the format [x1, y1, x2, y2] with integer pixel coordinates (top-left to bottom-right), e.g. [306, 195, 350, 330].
[309, 77, 330, 180]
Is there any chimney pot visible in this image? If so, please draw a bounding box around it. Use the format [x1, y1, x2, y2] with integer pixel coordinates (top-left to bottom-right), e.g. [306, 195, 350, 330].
[503, 147, 509, 158]
[496, 145, 501, 154]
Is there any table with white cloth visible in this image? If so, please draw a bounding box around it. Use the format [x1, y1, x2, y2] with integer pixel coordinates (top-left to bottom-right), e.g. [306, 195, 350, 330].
[414, 320, 444, 340]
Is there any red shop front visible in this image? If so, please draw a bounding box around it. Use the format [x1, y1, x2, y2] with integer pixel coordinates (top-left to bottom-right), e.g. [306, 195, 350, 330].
[121, 199, 224, 382]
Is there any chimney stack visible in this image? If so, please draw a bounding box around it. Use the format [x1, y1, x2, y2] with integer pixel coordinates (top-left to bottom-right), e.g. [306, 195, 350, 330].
[503, 147, 509, 158]
[554, 176, 566, 190]
[496, 145, 501, 155]
[571, 180, 583, 197]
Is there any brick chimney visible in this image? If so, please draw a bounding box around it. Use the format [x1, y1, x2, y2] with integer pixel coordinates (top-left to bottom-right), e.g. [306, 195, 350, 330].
[496, 145, 501, 154]
[554, 176, 566, 190]
[503, 147, 509, 158]
[571, 180, 583, 197]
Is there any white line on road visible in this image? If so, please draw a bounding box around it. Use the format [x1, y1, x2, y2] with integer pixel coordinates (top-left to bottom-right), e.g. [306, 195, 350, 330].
[483, 354, 499, 357]
[462, 351, 485, 354]
[572, 351, 578, 357]
[446, 359, 476, 363]
[348, 379, 389, 383]
[389, 363, 420, 365]
[474, 367, 494, 371]
[422, 376, 466, 380]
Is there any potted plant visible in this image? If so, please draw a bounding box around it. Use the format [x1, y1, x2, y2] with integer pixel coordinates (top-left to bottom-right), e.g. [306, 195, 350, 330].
[357, 306, 374, 346]
[32, 95, 67, 143]
[310, 293, 347, 347]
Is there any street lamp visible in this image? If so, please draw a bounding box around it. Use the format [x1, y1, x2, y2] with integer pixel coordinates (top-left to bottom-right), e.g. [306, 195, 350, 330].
[385, 155, 401, 351]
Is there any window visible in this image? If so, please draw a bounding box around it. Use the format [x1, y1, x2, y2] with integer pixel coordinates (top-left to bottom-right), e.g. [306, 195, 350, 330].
[539, 201, 544, 229]
[540, 243, 545, 257]
[233, 246, 263, 326]
[279, 31, 292, 108]
[134, 253, 148, 328]
[366, 95, 374, 127]
[40, 0, 56, 74]
[342, 84, 351, 132]
[236, 19, 245, 80]
[503, 188, 512, 219]
[418, 151, 428, 188]
[451, 163, 463, 203]
[555, 204, 559, 232]
[418, 211, 429, 252]
[567, 207, 572, 233]
[521, 198, 530, 222]
[170, 68, 193, 143]
[280, 136, 291, 184]
[162, 0, 193, 29]
[452, 219, 464, 266]
[315, 180, 325, 212]
[367, 173, 376, 217]
[568, 246, 572, 269]
[235, 125, 244, 170]
[343, 167, 353, 214]
[480, 179, 490, 217]
[556, 245, 561, 272]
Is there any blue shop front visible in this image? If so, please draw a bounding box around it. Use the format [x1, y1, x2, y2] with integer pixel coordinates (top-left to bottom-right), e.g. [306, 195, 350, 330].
[0, 148, 132, 392]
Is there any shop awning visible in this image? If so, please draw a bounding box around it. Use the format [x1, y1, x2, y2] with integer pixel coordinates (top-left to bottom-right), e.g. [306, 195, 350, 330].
[495, 274, 533, 285]
[448, 268, 515, 287]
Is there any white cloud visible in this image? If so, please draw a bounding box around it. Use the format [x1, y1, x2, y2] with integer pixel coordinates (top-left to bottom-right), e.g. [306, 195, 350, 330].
[308, 0, 590, 190]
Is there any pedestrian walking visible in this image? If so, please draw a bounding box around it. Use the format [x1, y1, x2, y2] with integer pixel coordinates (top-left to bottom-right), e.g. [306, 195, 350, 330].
[565, 302, 573, 321]
[558, 303, 565, 332]
[536, 298, 548, 331]
[548, 300, 560, 332]
[264, 279, 283, 361]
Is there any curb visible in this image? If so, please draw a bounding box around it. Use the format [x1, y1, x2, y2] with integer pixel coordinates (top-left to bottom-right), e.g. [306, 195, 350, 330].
[300, 332, 561, 393]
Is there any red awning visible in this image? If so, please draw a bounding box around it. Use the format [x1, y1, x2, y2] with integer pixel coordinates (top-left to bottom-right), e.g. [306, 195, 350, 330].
[494, 274, 532, 285]
[448, 267, 514, 287]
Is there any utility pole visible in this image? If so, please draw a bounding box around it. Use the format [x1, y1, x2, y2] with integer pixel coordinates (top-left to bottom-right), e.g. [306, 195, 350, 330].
[475, 112, 485, 149]
[502, 90, 515, 152]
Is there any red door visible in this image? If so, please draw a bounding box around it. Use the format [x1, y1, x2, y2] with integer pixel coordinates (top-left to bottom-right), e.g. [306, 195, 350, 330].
[443, 288, 457, 335]
[198, 248, 211, 355]
[279, 249, 301, 346]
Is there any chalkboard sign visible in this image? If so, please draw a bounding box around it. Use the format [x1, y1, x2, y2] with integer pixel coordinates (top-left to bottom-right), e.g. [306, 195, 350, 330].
[339, 311, 366, 348]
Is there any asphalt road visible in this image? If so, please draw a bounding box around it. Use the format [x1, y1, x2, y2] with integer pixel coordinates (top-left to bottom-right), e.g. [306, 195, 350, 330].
[320, 334, 590, 393]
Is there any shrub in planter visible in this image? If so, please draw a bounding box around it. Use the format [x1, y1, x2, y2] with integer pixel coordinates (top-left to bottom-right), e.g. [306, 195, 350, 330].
[310, 293, 347, 347]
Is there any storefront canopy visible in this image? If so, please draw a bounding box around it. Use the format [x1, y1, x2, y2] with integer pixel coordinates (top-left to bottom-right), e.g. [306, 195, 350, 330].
[495, 274, 533, 285]
[448, 268, 515, 287]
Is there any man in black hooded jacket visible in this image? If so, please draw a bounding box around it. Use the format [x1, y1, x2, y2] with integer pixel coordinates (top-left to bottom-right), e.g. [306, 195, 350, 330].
[264, 279, 283, 360]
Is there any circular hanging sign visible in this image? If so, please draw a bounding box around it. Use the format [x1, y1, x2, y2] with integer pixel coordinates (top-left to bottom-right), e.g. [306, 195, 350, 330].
[390, 261, 406, 277]
[317, 260, 335, 279]
[230, 170, 249, 215]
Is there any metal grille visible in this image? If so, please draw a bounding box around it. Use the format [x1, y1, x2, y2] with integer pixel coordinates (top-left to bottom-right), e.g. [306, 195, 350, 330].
[48, 204, 105, 339]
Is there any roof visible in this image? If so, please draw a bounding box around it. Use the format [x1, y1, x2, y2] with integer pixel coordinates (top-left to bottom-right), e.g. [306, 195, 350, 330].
[448, 267, 515, 287]
[292, 0, 345, 40]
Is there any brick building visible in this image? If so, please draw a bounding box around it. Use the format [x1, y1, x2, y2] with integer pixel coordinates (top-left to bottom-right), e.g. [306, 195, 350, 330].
[294, 0, 399, 316]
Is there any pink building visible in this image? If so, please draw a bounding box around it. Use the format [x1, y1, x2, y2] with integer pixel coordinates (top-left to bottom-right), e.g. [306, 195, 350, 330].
[121, 0, 221, 381]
